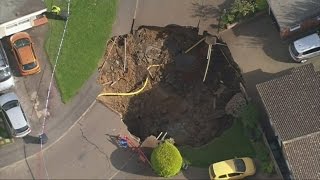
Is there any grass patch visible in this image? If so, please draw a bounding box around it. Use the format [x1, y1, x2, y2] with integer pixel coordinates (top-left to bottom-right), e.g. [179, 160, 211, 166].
[45, 0, 117, 102]
[239, 103, 274, 174]
[180, 120, 255, 167]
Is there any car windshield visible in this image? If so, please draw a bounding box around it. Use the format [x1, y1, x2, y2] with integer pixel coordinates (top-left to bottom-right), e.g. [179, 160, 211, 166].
[15, 125, 29, 134]
[14, 38, 30, 48]
[2, 100, 19, 111]
[290, 44, 299, 56]
[209, 164, 216, 178]
[234, 159, 246, 172]
[22, 62, 37, 70]
[0, 67, 11, 82]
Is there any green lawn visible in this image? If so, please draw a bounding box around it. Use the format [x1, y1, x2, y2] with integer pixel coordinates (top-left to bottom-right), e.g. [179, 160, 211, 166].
[45, 0, 117, 102]
[180, 120, 255, 167]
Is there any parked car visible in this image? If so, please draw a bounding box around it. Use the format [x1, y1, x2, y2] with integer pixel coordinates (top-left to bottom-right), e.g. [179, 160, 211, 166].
[208, 157, 256, 180]
[0, 92, 31, 138]
[289, 33, 320, 63]
[0, 41, 14, 91]
[9, 32, 40, 76]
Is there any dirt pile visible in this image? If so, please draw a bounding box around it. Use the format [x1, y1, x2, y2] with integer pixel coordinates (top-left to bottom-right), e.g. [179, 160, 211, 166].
[98, 26, 243, 146]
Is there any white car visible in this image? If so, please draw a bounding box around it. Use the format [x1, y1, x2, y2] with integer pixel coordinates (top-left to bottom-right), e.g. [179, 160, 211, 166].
[0, 92, 31, 138]
[289, 33, 320, 63]
[0, 41, 14, 92]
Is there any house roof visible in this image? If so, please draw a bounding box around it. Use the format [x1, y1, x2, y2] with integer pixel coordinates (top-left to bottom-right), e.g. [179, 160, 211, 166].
[256, 64, 320, 142]
[257, 64, 320, 179]
[267, 0, 320, 30]
[283, 132, 320, 180]
[0, 0, 46, 24]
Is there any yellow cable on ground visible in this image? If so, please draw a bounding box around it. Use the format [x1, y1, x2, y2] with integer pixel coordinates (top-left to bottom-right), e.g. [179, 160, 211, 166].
[98, 64, 162, 97]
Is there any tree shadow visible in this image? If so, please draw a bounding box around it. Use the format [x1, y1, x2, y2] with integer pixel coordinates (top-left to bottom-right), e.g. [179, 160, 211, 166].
[190, 0, 235, 33]
[109, 146, 158, 178]
[190, 0, 234, 20]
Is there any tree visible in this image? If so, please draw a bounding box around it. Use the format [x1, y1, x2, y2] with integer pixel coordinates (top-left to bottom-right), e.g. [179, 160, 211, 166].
[151, 140, 183, 177]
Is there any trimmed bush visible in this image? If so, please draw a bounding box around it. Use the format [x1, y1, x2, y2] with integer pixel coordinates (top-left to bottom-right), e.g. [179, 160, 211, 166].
[151, 140, 183, 177]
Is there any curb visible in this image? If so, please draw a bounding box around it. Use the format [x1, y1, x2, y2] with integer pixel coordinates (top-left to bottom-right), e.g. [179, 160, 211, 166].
[219, 10, 268, 35]
[0, 137, 14, 147]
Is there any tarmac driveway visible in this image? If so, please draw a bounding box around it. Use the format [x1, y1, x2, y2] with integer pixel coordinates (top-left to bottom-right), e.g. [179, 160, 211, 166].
[220, 14, 320, 99]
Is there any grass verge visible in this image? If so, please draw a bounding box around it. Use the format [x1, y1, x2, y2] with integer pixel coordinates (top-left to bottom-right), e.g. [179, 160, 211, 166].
[180, 120, 255, 167]
[45, 0, 117, 102]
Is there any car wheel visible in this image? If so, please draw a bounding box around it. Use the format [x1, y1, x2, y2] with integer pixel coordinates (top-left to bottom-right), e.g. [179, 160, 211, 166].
[300, 59, 307, 63]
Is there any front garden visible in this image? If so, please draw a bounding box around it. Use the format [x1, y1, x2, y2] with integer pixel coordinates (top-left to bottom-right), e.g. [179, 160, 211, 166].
[45, 0, 117, 102]
[180, 103, 274, 174]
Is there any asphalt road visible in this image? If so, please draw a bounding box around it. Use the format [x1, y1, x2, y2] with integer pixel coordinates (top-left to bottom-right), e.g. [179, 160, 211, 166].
[0, 102, 209, 179]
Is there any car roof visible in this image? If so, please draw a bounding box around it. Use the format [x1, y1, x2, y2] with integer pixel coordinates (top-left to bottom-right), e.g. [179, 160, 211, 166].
[17, 45, 36, 64]
[0, 92, 18, 107]
[6, 106, 27, 129]
[293, 33, 320, 53]
[212, 159, 236, 176]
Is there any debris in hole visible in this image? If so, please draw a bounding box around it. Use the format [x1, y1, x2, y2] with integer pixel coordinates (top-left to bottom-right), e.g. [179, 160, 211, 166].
[98, 26, 243, 147]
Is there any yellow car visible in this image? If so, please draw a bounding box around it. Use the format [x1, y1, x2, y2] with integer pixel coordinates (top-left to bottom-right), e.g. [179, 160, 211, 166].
[209, 157, 256, 179]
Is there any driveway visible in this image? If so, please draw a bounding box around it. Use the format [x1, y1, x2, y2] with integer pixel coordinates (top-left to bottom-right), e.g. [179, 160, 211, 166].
[0, 102, 209, 179]
[220, 14, 320, 100]
[114, 0, 233, 36]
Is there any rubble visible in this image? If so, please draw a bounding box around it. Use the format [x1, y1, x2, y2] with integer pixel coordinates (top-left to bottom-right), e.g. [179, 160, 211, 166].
[98, 26, 243, 146]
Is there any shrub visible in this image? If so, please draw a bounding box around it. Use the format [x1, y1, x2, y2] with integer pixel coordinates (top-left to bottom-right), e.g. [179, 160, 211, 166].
[230, 0, 256, 19]
[151, 140, 183, 177]
[254, 141, 274, 174]
[220, 0, 267, 27]
[239, 103, 260, 129]
[255, 0, 268, 11]
[261, 161, 274, 174]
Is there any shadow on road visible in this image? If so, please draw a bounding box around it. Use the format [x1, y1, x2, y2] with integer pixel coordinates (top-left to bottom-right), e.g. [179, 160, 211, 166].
[231, 14, 292, 63]
[109, 146, 158, 178]
[23, 135, 40, 144]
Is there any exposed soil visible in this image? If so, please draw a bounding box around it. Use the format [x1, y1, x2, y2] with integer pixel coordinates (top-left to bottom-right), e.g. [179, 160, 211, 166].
[98, 26, 244, 147]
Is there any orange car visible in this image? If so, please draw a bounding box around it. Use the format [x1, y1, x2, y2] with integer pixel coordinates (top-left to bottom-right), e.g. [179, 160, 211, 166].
[10, 32, 40, 76]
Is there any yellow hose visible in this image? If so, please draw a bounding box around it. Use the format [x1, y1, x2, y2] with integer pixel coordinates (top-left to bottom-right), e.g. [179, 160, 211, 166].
[98, 64, 162, 97]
